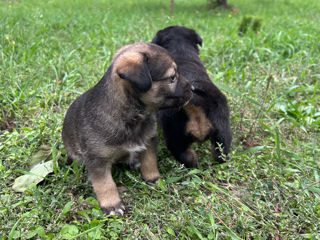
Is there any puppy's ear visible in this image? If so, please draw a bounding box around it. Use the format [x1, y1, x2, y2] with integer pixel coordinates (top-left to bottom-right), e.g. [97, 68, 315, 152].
[151, 31, 163, 45]
[191, 30, 202, 47]
[152, 27, 173, 45]
[117, 52, 152, 93]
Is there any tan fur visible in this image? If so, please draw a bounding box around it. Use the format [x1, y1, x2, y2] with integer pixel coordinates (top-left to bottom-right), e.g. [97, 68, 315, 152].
[162, 64, 177, 78]
[186, 148, 199, 167]
[140, 146, 160, 182]
[113, 43, 177, 108]
[115, 51, 144, 72]
[90, 165, 121, 208]
[184, 104, 213, 141]
[112, 51, 145, 99]
[140, 80, 175, 110]
[113, 43, 148, 61]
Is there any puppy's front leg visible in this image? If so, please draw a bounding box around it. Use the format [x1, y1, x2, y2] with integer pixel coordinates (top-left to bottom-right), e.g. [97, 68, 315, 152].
[140, 137, 160, 183]
[88, 162, 125, 215]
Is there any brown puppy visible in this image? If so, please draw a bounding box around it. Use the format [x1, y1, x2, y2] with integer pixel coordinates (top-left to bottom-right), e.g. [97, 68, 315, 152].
[62, 43, 192, 215]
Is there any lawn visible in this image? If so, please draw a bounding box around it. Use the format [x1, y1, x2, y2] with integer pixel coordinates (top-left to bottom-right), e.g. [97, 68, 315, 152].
[0, 0, 319, 239]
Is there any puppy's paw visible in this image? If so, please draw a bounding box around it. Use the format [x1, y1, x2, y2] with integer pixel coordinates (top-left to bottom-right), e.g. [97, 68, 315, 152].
[143, 172, 161, 184]
[179, 148, 199, 168]
[145, 176, 160, 185]
[211, 146, 227, 163]
[101, 202, 126, 216]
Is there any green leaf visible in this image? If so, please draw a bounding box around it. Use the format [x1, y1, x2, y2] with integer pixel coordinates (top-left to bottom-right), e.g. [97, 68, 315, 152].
[225, 229, 242, 240]
[308, 187, 320, 194]
[60, 224, 79, 239]
[275, 130, 281, 163]
[188, 169, 202, 175]
[29, 145, 52, 168]
[35, 226, 46, 238]
[237, 145, 268, 155]
[12, 160, 54, 192]
[165, 227, 176, 237]
[189, 223, 205, 240]
[61, 201, 72, 216]
[158, 178, 167, 191]
[86, 197, 99, 206]
[8, 212, 30, 240]
[87, 226, 103, 239]
[166, 176, 184, 184]
[283, 168, 301, 174]
[26, 230, 38, 239]
[208, 232, 215, 239]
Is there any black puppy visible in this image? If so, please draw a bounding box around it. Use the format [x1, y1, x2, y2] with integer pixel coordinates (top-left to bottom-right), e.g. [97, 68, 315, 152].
[152, 26, 232, 168]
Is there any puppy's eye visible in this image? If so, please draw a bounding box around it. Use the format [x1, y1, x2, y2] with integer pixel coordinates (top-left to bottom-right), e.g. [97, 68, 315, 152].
[170, 75, 177, 83]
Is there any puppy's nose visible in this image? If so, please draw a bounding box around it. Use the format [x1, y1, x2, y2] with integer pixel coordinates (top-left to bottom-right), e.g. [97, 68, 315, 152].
[191, 85, 195, 91]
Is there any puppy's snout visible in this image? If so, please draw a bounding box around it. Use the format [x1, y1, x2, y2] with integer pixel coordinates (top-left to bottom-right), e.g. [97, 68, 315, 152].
[180, 76, 193, 96]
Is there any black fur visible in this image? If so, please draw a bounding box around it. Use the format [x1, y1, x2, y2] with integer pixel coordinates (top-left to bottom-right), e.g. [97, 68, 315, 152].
[152, 26, 232, 167]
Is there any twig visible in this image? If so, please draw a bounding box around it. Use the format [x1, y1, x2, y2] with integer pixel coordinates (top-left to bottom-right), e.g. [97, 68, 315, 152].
[201, 196, 224, 225]
[229, 215, 236, 229]
[216, 193, 256, 219]
[201, 196, 242, 239]
[300, 180, 320, 192]
[271, 179, 288, 198]
[275, 204, 280, 240]
[288, 180, 320, 200]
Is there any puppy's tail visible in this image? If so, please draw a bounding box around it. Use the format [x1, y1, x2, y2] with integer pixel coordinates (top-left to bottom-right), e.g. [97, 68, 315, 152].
[208, 98, 232, 162]
[194, 83, 232, 162]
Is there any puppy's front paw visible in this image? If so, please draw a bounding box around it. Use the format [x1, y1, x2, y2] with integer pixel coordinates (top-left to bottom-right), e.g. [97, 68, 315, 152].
[145, 176, 160, 184]
[101, 201, 126, 216]
[179, 148, 199, 168]
[211, 146, 227, 163]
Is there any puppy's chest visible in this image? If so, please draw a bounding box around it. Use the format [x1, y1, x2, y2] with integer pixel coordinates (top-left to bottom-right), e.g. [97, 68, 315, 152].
[124, 113, 157, 149]
[121, 116, 156, 168]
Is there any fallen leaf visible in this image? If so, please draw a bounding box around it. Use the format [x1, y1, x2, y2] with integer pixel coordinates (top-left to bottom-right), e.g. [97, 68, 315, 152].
[29, 145, 51, 168]
[12, 160, 54, 192]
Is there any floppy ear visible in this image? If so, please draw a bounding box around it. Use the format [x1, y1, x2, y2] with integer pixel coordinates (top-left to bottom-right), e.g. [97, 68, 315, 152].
[116, 52, 152, 93]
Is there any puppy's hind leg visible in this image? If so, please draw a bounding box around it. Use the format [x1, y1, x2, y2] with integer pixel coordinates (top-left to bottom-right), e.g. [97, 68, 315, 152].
[140, 137, 160, 183]
[166, 135, 199, 168]
[161, 111, 199, 168]
[87, 159, 125, 216]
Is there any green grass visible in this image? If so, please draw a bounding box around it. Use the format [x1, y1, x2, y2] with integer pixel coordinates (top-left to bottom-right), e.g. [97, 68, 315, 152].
[1, 0, 319, 239]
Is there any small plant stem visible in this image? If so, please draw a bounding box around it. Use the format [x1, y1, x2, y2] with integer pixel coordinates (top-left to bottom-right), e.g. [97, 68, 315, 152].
[300, 180, 320, 192]
[201, 196, 242, 239]
[170, 0, 174, 16]
[248, 75, 272, 136]
[216, 193, 256, 219]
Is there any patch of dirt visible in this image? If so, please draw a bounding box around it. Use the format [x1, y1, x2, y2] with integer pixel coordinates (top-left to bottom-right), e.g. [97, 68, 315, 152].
[241, 135, 261, 149]
[0, 116, 16, 132]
